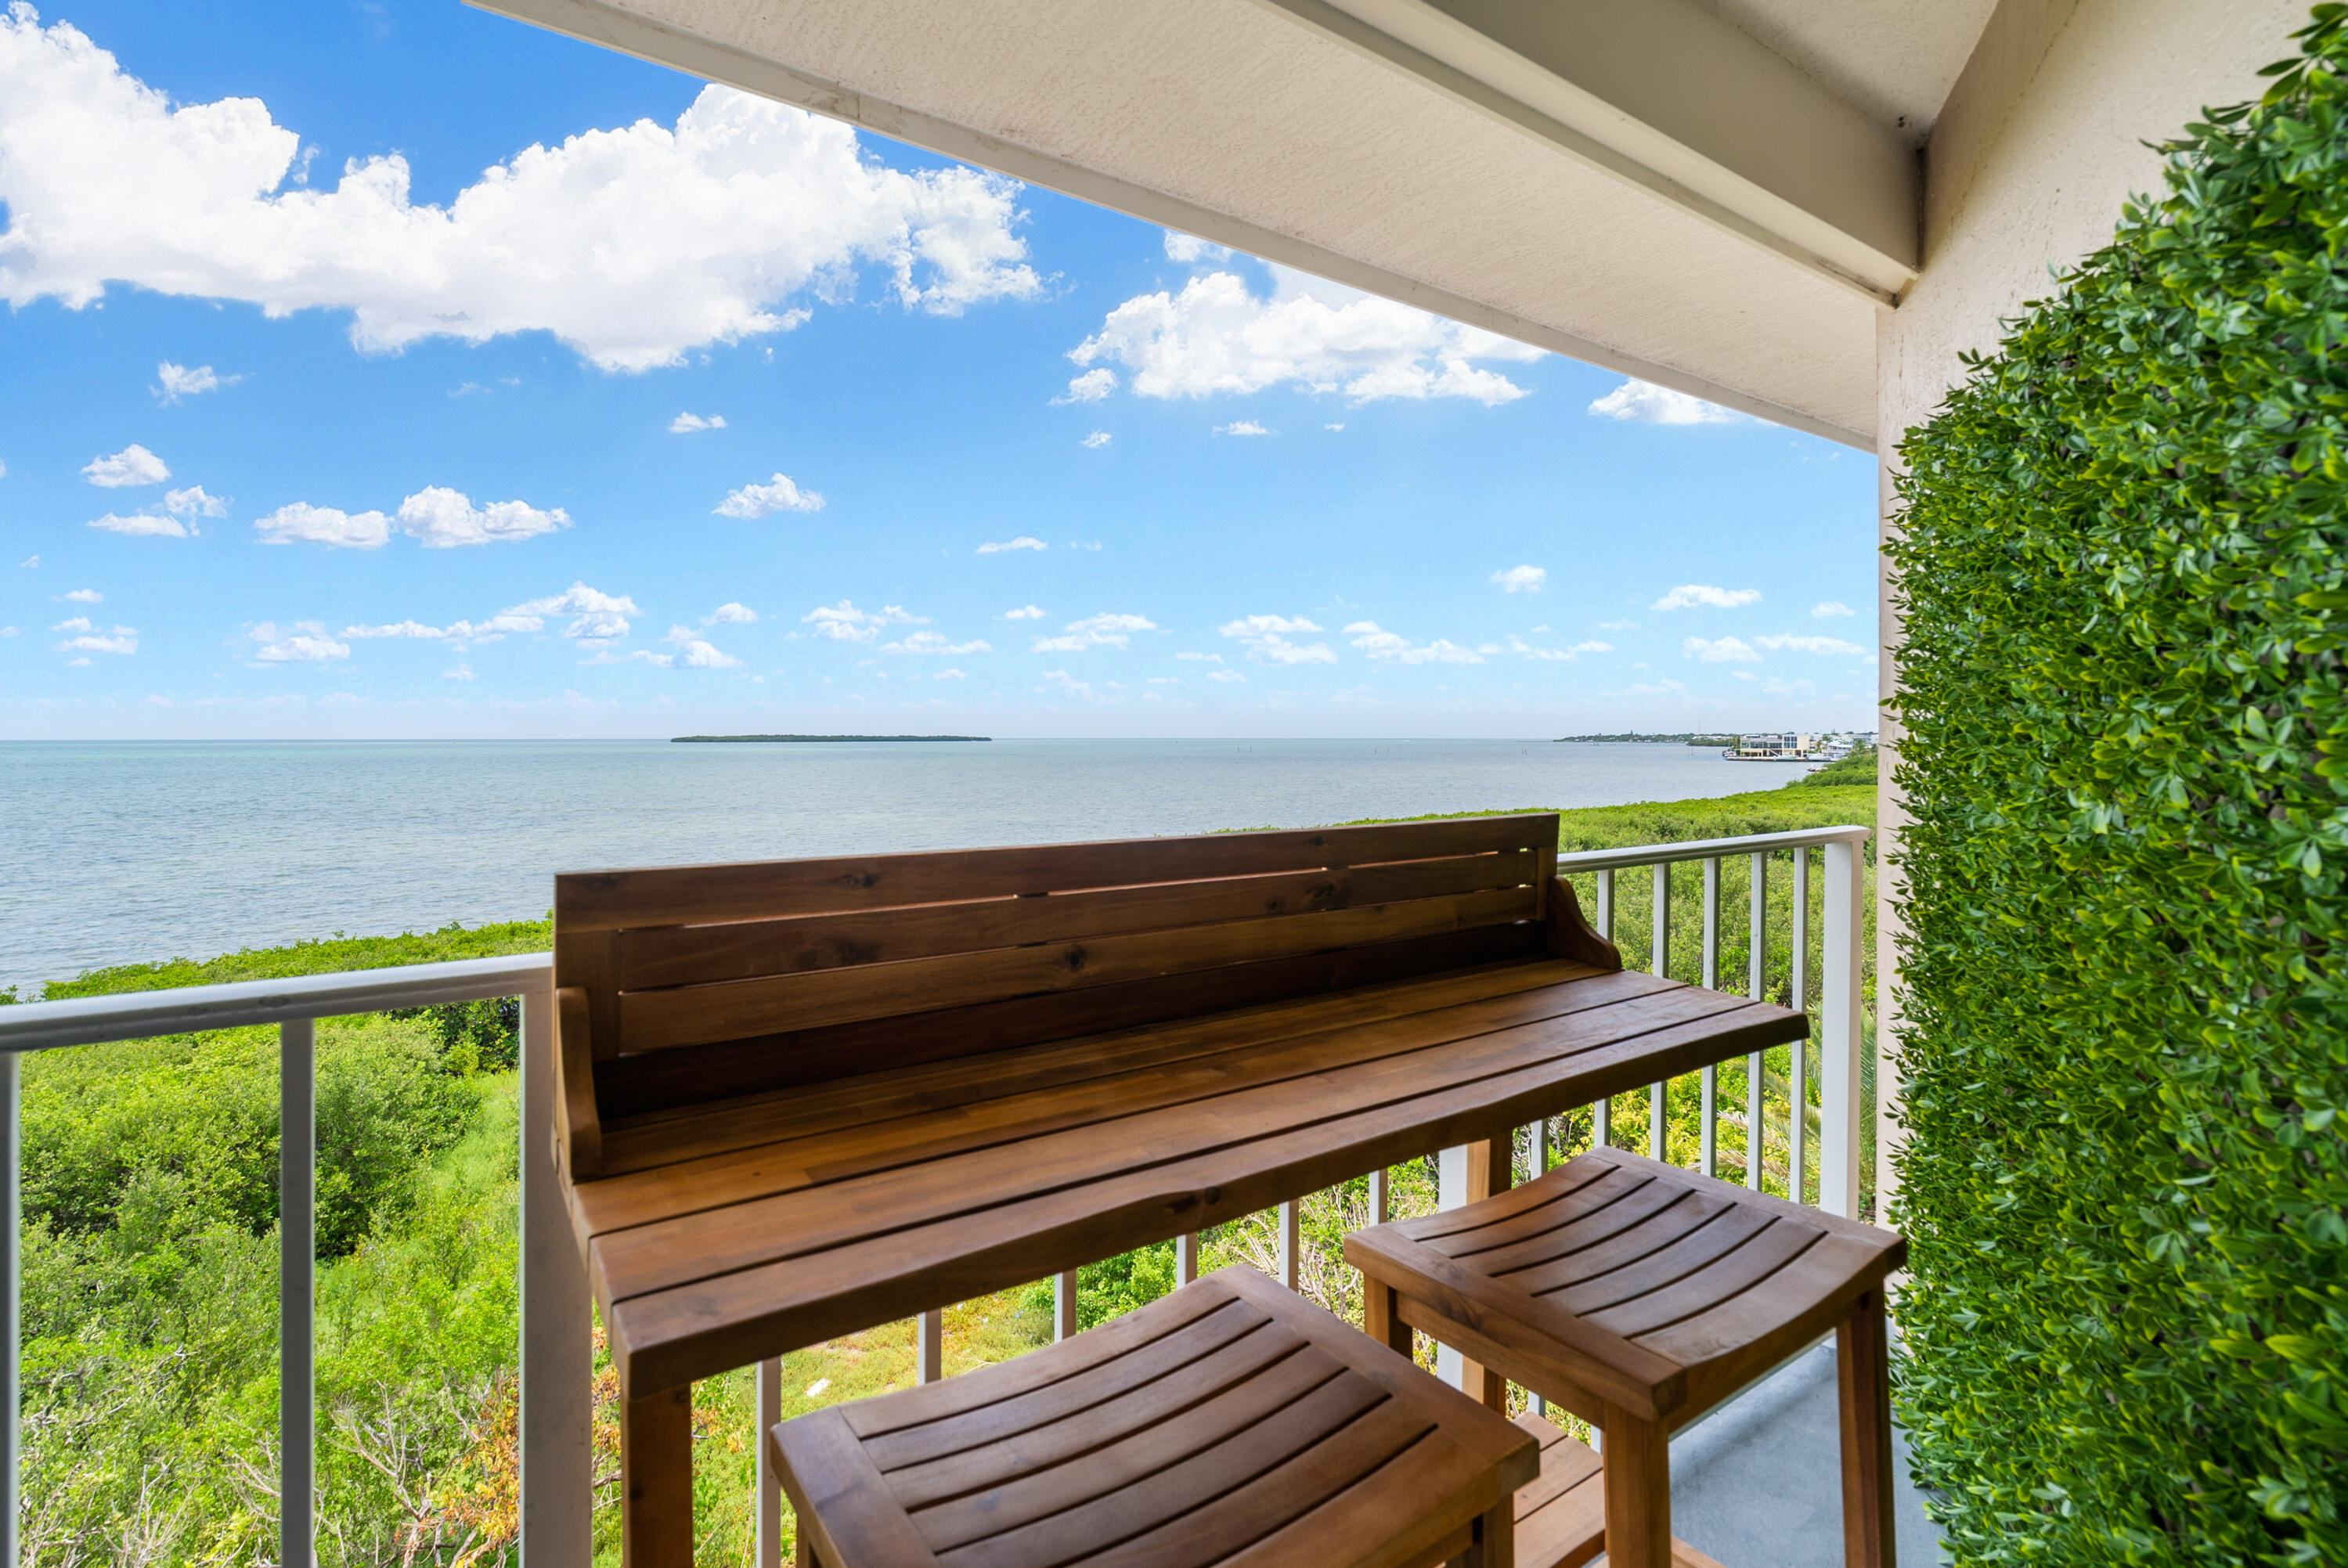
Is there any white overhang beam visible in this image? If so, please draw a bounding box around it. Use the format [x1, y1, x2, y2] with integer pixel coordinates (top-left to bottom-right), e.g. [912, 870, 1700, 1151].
[1257, 0, 1921, 305]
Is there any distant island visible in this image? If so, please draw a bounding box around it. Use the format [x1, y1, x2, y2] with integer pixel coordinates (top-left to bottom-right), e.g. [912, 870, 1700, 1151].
[1554, 732, 1739, 745]
[672, 734, 993, 744]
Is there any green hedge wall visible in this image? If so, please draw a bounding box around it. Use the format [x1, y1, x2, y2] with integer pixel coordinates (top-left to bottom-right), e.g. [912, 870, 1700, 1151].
[1887, 10, 2348, 1564]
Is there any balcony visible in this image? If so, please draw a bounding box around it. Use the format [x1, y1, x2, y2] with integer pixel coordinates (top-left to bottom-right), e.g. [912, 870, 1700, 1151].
[0, 822, 1915, 1564]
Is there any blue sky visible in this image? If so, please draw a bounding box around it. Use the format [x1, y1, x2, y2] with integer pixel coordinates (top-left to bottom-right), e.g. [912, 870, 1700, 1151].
[0, 0, 1880, 740]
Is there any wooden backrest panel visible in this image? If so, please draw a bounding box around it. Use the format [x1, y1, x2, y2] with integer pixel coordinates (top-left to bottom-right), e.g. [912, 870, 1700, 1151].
[555, 813, 1558, 1119]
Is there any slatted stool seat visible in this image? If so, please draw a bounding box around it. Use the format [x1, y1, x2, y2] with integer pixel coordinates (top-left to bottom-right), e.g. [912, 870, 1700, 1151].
[1346, 1149, 1906, 1568]
[768, 1267, 1538, 1568]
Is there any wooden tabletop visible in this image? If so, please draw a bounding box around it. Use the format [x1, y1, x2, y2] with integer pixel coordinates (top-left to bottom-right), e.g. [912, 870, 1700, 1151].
[573, 953, 1807, 1397]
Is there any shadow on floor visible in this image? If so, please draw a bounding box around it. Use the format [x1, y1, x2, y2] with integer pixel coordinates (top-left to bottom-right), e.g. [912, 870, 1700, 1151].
[1661, 1339, 1945, 1568]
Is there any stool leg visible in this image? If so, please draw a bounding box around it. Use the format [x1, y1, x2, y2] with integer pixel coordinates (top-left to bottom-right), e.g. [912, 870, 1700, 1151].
[1465, 1496, 1515, 1568]
[1365, 1278, 1414, 1359]
[1600, 1405, 1672, 1568]
[795, 1537, 822, 1568]
[622, 1384, 694, 1568]
[1838, 1289, 1897, 1568]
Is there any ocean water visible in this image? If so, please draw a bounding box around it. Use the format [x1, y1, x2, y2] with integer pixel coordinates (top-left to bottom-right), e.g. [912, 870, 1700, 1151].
[0, 738, 1820, 992]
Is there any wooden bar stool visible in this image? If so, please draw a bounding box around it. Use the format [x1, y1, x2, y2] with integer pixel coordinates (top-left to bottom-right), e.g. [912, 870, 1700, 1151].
[1347, 1149, 1906, 1568]
[768, 1266, 1539, 1568]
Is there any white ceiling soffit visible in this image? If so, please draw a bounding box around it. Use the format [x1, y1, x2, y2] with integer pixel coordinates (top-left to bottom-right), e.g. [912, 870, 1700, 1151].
[470, 0, 1892, 449]
[1266, 0, 1922, 304]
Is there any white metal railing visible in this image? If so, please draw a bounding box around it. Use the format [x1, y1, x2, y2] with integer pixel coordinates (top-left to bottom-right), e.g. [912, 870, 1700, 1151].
[1558, 824, 1872, 1216]
[0, 953, 586, 1568]
[0, 821, 1869, 1564]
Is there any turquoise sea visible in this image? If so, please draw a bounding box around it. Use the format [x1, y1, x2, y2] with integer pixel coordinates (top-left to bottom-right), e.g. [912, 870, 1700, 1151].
[0, 738, 1818, 992]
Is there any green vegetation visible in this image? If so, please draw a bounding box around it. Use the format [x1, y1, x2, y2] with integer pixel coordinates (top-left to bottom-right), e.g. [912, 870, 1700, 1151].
[1886, 14, 2348, 1563]
[20, 776, 1873, 1564]
[669, 734, 990, 743]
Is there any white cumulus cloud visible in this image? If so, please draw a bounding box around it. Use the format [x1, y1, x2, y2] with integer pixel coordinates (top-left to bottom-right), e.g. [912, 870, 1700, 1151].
[446, 583, 639, 644]
[82, 443, 168, 486]
[1653, 584, 1762, 611]
[1812, 600, 1856, 618]
[1206, 667, 1245, 683]
[1491, 564, 1545, 593]
[884, 629, 991, 654]
[977, 535, 1046, 553]
[87, 511, 187, 537]
[1508, 636, 1611, 661]
[669, 412, 727, 433]
[716, 473, 824, 517]
[164, 485, 225, 518]
[153, 362, 232, 402]
[63, 587, 99, 603]
[55, 623, 135, 654]
[343, 619, 445, 639]
[0, 12, 1041, 371]
[1069, 267, 1542, 407]
[247, 620, 346, 663]
[704, 602, 757, 625]
[802, 600, 923, 643]
[662, 625, 741, 667]
[395, 487, 568, 547]
[1219, 613, 1335, 665]
[1080, 431, 1111, 449]
[254, 502, 388, 548]
[1344, 621, 1483, 665]
[1163, 231, 1232, 264]
[1215, 420, 1271, 437]
[1754, 633, 1868, 656]
[1684, 636, 1761, 663]
[1052, 368, 1116, 404]
[1003, 604, 1045, 620]
[1033, 611, 1156, 652]
[1588, 380, 1748, 425]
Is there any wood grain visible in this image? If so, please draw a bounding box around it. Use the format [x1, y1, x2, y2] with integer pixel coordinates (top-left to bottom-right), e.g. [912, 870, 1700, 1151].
[617, 849, 1540, 990]
[559, 813, 1556, 932]
[593, 927, 1554, 1117]
[766, 1271, 1534, 1568]
[616, 885, 1538, 1054]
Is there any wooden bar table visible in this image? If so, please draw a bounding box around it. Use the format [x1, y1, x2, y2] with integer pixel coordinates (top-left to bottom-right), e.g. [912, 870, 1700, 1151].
[571, 953, 1805, 1563]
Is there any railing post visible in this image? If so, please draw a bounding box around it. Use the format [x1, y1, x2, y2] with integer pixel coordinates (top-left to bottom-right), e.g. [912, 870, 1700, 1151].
[918, 1310, 943, 1383]
[1650, 861, 1669, 1160]
[519, 982, 593, 1565]
[1176, 1231, 1200, 1285]
[756, 1359, 782, 1568]
[1594, 867, 1615, 1152]
[1792, 848, 1811, 1205]
[1276, 1201, 1300, 1290]
[1821, 839, 1866, 1218]
[1, 1048, 17, 1568]
[1434, 1145, 1470, 1387]
[1747, 852, 1767, 1191]
[1701, 857, 1721, 1178]
[280, 1018, 315, 1568]
[1055, 1271, 1079, 1340]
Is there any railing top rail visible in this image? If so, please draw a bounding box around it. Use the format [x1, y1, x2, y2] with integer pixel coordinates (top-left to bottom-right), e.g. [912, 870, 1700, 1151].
[0, 951, 553, 1054]
[1553, 823, 1871, 874]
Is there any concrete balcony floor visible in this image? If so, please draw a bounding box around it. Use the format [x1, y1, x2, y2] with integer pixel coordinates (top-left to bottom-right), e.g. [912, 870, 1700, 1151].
[1664, 1338, 1946, 1567]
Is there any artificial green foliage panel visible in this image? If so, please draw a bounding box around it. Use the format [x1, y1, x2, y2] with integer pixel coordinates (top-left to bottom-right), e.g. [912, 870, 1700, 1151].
[1888, 11, 2348, 1564]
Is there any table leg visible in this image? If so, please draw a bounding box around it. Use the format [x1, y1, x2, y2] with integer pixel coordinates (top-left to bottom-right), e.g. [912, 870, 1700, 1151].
[623, 1383, 694, 1568]
[1601, 1404, 1672, 1568]
[1462, 1137, 1511, 1411]
[1838, 1289, 1897, 1568]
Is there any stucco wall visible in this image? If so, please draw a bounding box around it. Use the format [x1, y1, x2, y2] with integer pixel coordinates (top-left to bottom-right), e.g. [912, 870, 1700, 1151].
[1872, 0, 2304, 1207]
